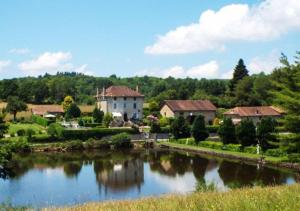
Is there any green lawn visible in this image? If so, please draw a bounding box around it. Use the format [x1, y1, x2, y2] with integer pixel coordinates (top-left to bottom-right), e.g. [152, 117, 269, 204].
[50, 184, 300, 211]
[159, 142, 286, 163]
[8, 123, 46, 135]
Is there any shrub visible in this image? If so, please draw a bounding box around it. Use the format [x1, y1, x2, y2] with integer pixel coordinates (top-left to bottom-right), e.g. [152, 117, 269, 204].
[159, 117, 169, 127]
[111, 133, 132, 148]
[17, 129, 26, 136]
[65, 103, 81, 119]
[222, 144, 241, 152]
[150, 122, 161, 133]
[243, 146, 257, 154]
[30, 134, 57, 143]
[93, 107, 104, 123]
[265, 149, 287, 157]
[32, 115, 51, 127]
[207, 125, 220, 133]
[103, 113, 113, 127]
[236, 119, 256, 147]
[47, 123, 64, 139]
[257, 117, 276, 151]
[170, 116, 190, 139]
[65, 140, 84, 151]
[160, 126, 170, 134]
[10, 132, 15, 137]
[192, 115, 209, 144]
[26, 128, 36, 141]
[218, 118, 236, 144]
[213, 118, 220, 126]
[199, 141, 223, 150]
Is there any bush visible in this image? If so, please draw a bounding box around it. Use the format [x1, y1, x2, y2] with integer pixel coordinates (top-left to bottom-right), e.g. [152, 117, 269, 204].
[65, 140, 84, 151]
[150, 122, 161, 133]
[222, 144, 241, 152]
[16, 129, 26, 136]
[47, 123, 64, 139]
[10, 132, 15, 137]
[62, 127, 137, 140]
[287, 153, 300, 163]
[199, 141, 223, 150]
[111, 133, 132, 148]
[92, 107, 104, 123]
[26, 128, 36, 141]
[103, 113, 113, 127]
[236, 119, 256, 147]
[207, 125, 220, 133]
[84, 138, 110, 149]
[159, 117, 169, 127]
[30, 134, 57, 143]
[265, 149, 287, 157]
[32, 115, 51, 127]
[170, 116, 190, 139]
[170, 138, 195, 145]
[65, 103, 81, 119]
[160, 126, 170, 134]
[218, 118, 236, 144]
[192, 115, 209, 144]
[243, 146, 257, 154]
[257, 117, 276, 152]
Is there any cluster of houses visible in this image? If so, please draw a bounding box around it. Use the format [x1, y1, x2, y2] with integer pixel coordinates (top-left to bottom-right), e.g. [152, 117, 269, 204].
[32, 85, 284, 126]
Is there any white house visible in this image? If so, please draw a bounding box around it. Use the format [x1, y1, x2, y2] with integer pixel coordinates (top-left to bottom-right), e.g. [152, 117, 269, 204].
[96, 86, 144, 121]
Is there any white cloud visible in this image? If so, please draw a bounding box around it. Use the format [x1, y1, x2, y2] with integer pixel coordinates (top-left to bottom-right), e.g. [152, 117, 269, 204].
[74, 64, 94, 76]
[0, 60, 11, 72]
[9, 48, 30, 55]
[248, 51, 281, 74]
[136, 60, 219, 79]
[145, 0, 300, 54]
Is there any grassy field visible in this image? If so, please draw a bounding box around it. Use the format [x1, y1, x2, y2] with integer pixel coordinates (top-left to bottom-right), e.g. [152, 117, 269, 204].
[8, 123, 46, 135]
[47, 184, 300, 211]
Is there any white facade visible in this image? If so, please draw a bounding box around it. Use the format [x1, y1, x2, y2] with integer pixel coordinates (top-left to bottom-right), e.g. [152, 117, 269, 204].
[99, 96, 144, 120]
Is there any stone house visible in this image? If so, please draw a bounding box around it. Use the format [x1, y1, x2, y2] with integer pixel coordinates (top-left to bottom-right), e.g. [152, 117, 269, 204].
[96, 86, 144, 121]
[160, 100, 217, 124]
[223, 106, 283, 125]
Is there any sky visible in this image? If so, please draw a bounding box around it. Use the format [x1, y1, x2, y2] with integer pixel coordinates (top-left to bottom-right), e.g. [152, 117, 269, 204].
[0, 0, 300, 79]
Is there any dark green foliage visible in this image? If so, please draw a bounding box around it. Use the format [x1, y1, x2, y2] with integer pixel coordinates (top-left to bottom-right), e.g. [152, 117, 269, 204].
[222, 144, 241, 152]
[26, 128, 36, 141]
[170, 116, 190, 139]
[218, 118, 236, 144]
[32, 115, 51, 127]
[111, 133, 132, 148]
[5, 96, 27, 121]
[0, 115, 8, 138]
[150, 122, 161, 133]
[265, 149, 287, 157]
[229, 59, 249, 93]
[284, 115, 300, 133]
[92, 107, 104, 123]
[191, 115, 209, 143]
[65, 140, 84, 151]
[236, 119, 256, 147]
[61, 127, 137, 140]
[65, 103, 81, 119]
[287, 153, 300, 163]
[257, 117, 276, 151]
[206, 125, 220, 133]
[198, 141, 223, 150]
[47, 123, 64, 139]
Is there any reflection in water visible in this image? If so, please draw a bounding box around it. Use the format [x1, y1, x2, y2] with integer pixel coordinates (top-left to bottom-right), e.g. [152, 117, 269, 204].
[0, 149, 297, 207]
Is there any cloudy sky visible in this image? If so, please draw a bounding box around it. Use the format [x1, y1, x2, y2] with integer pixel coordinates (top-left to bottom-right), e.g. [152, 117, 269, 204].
[0, 0, 300, 79]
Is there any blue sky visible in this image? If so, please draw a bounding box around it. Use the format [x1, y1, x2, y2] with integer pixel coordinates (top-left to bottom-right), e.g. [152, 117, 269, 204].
[0, 0, 299, 79]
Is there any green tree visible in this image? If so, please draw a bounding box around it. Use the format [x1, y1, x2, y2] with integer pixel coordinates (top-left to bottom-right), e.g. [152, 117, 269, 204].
[5, 96, 27, 121]
[229, 59, 249, 93]
[47, 123, 64, 138]
[191, 115, 209, 144]
[0, 114, 8, 138]
[236, 119, 256, 147]
[234, 77, 259, 106]
[150, 122, 161, 133]
[62, 96, 74, 112]
[92, 107, 104, 123]
[103, 113, 113, 128]
[257, 117, 276, 152]
[65, 103, 81, 119]
[218, 118, 236, 144]
[149, 101, 160, 112]
[170, 116, 190, 139]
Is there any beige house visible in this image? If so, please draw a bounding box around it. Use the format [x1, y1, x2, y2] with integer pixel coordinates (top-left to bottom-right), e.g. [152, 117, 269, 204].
[160, 100, 217, 124]
[223, 106, 283, 125]
[96, 86, 144, 121]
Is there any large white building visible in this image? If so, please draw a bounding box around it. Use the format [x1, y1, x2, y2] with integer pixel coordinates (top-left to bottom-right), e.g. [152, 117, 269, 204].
[96, 86, 144, 121]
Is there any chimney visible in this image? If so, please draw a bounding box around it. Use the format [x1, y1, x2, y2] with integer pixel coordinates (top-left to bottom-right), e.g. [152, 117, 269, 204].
[102, 87, 105, 99]
[136, 85, 139, 93]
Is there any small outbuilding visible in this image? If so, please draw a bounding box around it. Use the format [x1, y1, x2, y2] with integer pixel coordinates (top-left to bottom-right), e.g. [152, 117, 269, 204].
[160, 100, 217, 124]
[223, 106, 283, 125]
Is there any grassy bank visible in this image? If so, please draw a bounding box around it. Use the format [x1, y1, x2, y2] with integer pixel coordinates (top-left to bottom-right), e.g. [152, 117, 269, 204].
[47, 184, 300, 211]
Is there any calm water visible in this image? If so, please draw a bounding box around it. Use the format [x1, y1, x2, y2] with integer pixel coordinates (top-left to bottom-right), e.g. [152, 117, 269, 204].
[0, 149, 298, 208]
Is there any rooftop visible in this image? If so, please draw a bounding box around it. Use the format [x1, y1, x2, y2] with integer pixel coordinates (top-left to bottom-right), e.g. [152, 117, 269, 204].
[31, 105, 64, 115]
[223, 106, 283, 117]
[164, 100, 217, 112]
[99, 86, 144, 97]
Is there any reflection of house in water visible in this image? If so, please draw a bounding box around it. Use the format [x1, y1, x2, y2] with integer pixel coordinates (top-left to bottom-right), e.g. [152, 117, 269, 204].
[95, 159, 144, 194]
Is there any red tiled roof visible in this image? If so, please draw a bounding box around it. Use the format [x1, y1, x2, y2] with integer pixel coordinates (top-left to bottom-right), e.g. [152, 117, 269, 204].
[32, 105, 64, 115]
[223, 106, 282, 117]
[101, 86, 144, 97]
[164, 100, 217, 112]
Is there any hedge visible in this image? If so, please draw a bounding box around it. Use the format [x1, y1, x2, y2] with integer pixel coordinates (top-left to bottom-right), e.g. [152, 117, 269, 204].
[84, 123, 104, 128]
[61, 127, 139, 140]
[32, 115, 53, 127]
[199, 141, 223, 150]
[206, 125, 220, 133]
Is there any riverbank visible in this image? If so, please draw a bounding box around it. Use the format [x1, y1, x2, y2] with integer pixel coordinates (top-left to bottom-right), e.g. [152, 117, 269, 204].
[158, 142, 300, 171]
[46, 184, 300, 211]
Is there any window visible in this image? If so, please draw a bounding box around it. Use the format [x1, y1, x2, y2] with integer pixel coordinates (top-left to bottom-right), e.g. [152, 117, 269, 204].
[124, 103, 126, 108]
[133, 103, 137, 109]
[164, 112, 166, 116]
[134, 97, 136, 101]
[124, 97, 127, 100]
[114, 103, 117, 109]
[114, 97, 117, 101]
